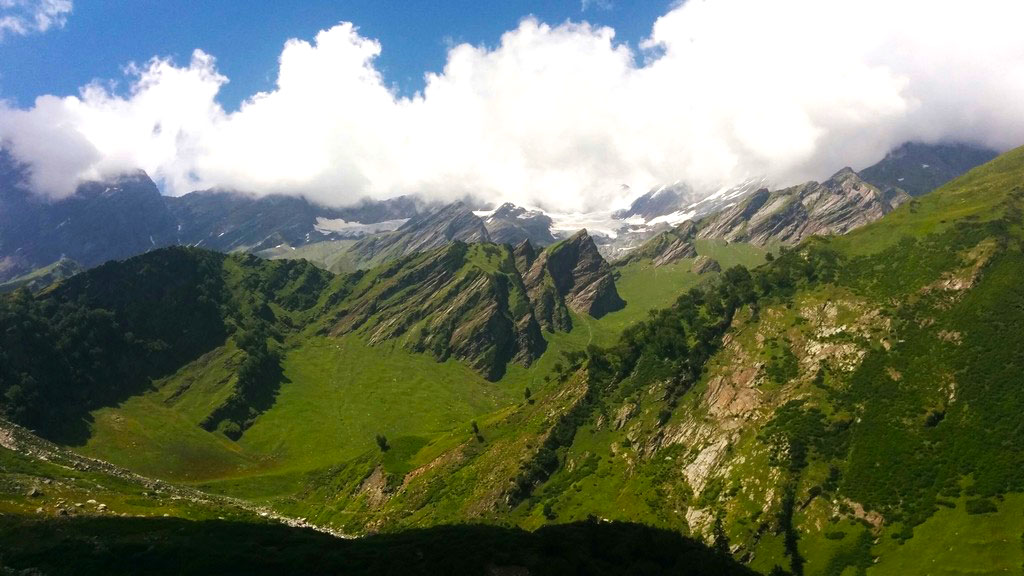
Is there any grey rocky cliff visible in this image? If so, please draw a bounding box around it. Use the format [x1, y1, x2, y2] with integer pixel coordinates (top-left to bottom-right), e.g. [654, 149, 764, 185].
[698, 168, 910, 246]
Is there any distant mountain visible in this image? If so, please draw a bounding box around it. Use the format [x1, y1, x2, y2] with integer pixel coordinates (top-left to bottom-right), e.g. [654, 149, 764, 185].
[166, 191, 422, 253]
[0, 165, 178, 282]
[0, 151, 428, 281]
[345, 201, 489, 268]
[479, 202, 556, 246]
[860, 141, 998, 197]
[616, 221, 698, 267]
[697, 168, 909, 245]
[613, 182, 702, 221]
[0, 141, 995, 283]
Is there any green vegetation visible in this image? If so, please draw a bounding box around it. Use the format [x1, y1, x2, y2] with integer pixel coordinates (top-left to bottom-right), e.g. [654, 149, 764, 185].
[4, 146, 1024, 573]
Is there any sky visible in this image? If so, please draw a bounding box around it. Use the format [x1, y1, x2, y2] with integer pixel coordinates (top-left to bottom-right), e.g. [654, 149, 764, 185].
[1, 0, 1024, 212]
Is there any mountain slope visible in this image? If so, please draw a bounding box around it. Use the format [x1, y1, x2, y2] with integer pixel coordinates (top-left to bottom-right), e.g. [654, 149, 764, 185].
[166, 190, 422, 253]
[0, 168, 178, 282]
[269, 146, 1024, 574]
[345, 202, 489, 268]
[698, 168, 909, 245]
[523, 230, 625, 329]
[327, 242, 546, 380]
[0, 257, 82, 293]
[860, 141, 998, 197]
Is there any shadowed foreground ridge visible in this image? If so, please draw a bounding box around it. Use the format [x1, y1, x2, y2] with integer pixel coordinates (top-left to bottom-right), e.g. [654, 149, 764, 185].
[0, 517, 756, 576]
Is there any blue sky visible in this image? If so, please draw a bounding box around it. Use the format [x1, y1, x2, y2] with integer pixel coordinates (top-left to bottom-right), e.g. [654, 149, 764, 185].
[0, 0, 672, 110]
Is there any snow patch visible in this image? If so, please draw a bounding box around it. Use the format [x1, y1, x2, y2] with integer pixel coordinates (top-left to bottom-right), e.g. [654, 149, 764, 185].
[313, 217, 408, 237]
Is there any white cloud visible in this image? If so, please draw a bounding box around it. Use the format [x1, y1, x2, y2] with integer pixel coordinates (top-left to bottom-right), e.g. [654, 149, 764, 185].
[2, 0, 1024, 211]
[0, 0, 72, 39]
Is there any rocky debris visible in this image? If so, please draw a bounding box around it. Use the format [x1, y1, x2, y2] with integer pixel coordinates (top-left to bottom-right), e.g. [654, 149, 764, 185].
[358, 466, 392, 509]
[698, 168, 910, 246]
[922, 237, 998, 303]
[692, 255, 721, 275]
[842, 498, 885, 530]
[525, 230, 625, 319]
[613, 404, 637, 430]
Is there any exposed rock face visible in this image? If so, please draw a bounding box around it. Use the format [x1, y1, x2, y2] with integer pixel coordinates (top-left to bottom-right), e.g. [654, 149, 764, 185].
[348, 202, 489, 267]
[525, 230, 625, 320]
[698, 169, 910, 246]
[859, 141, 998, 197]
[692, 255, 721, 275]
[482, 203, 556, 246]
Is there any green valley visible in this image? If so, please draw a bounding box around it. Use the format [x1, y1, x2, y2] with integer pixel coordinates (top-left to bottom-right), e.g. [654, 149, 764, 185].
[2, 146, 1023, 574]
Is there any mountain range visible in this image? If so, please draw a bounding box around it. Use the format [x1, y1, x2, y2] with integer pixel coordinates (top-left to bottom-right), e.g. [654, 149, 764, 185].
[2, 140, 1021, 574]
[0, 142, 997, 286]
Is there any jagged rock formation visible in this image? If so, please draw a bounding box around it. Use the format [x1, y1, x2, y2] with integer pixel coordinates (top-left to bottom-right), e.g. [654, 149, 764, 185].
[330, 232, 623, 378]
[524, 230, 625, 324]
[347, 202, 489, 268]
[481, 202, 556, 246]
[698, 168, 910, 246]
[328, 242, 546, 380]
[691, 255, 721, 274]
[860, 141, 998, 197]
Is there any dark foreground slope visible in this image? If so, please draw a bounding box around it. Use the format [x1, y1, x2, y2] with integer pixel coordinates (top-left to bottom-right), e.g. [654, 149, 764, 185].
[0, 518, 755, 576]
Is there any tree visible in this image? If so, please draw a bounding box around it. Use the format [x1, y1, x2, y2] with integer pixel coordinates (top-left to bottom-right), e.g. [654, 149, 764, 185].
[471, 420, 479, 434]
[524, 387, 533, 404]
[375, 434, 389, 452]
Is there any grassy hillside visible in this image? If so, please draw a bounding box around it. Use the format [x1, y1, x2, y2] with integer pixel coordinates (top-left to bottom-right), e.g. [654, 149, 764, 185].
[182, 144, 1024, 573]
[4, 146, 1023, 574]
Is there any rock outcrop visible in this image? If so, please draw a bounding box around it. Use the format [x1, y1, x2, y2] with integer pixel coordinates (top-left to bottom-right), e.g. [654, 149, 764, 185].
[524, 230, 625, 321]
[698, 169, 910, 246]
[692, 255, 721, 275]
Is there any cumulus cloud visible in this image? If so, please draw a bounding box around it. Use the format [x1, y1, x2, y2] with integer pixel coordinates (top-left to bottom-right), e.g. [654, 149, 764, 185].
[0, 0, 72, 39]
[1, 0, 1024, 211]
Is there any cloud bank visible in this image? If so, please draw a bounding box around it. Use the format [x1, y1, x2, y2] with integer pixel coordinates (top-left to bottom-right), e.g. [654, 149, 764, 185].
[1, 0, 1024, 211]
[0, 0, 72, 39]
